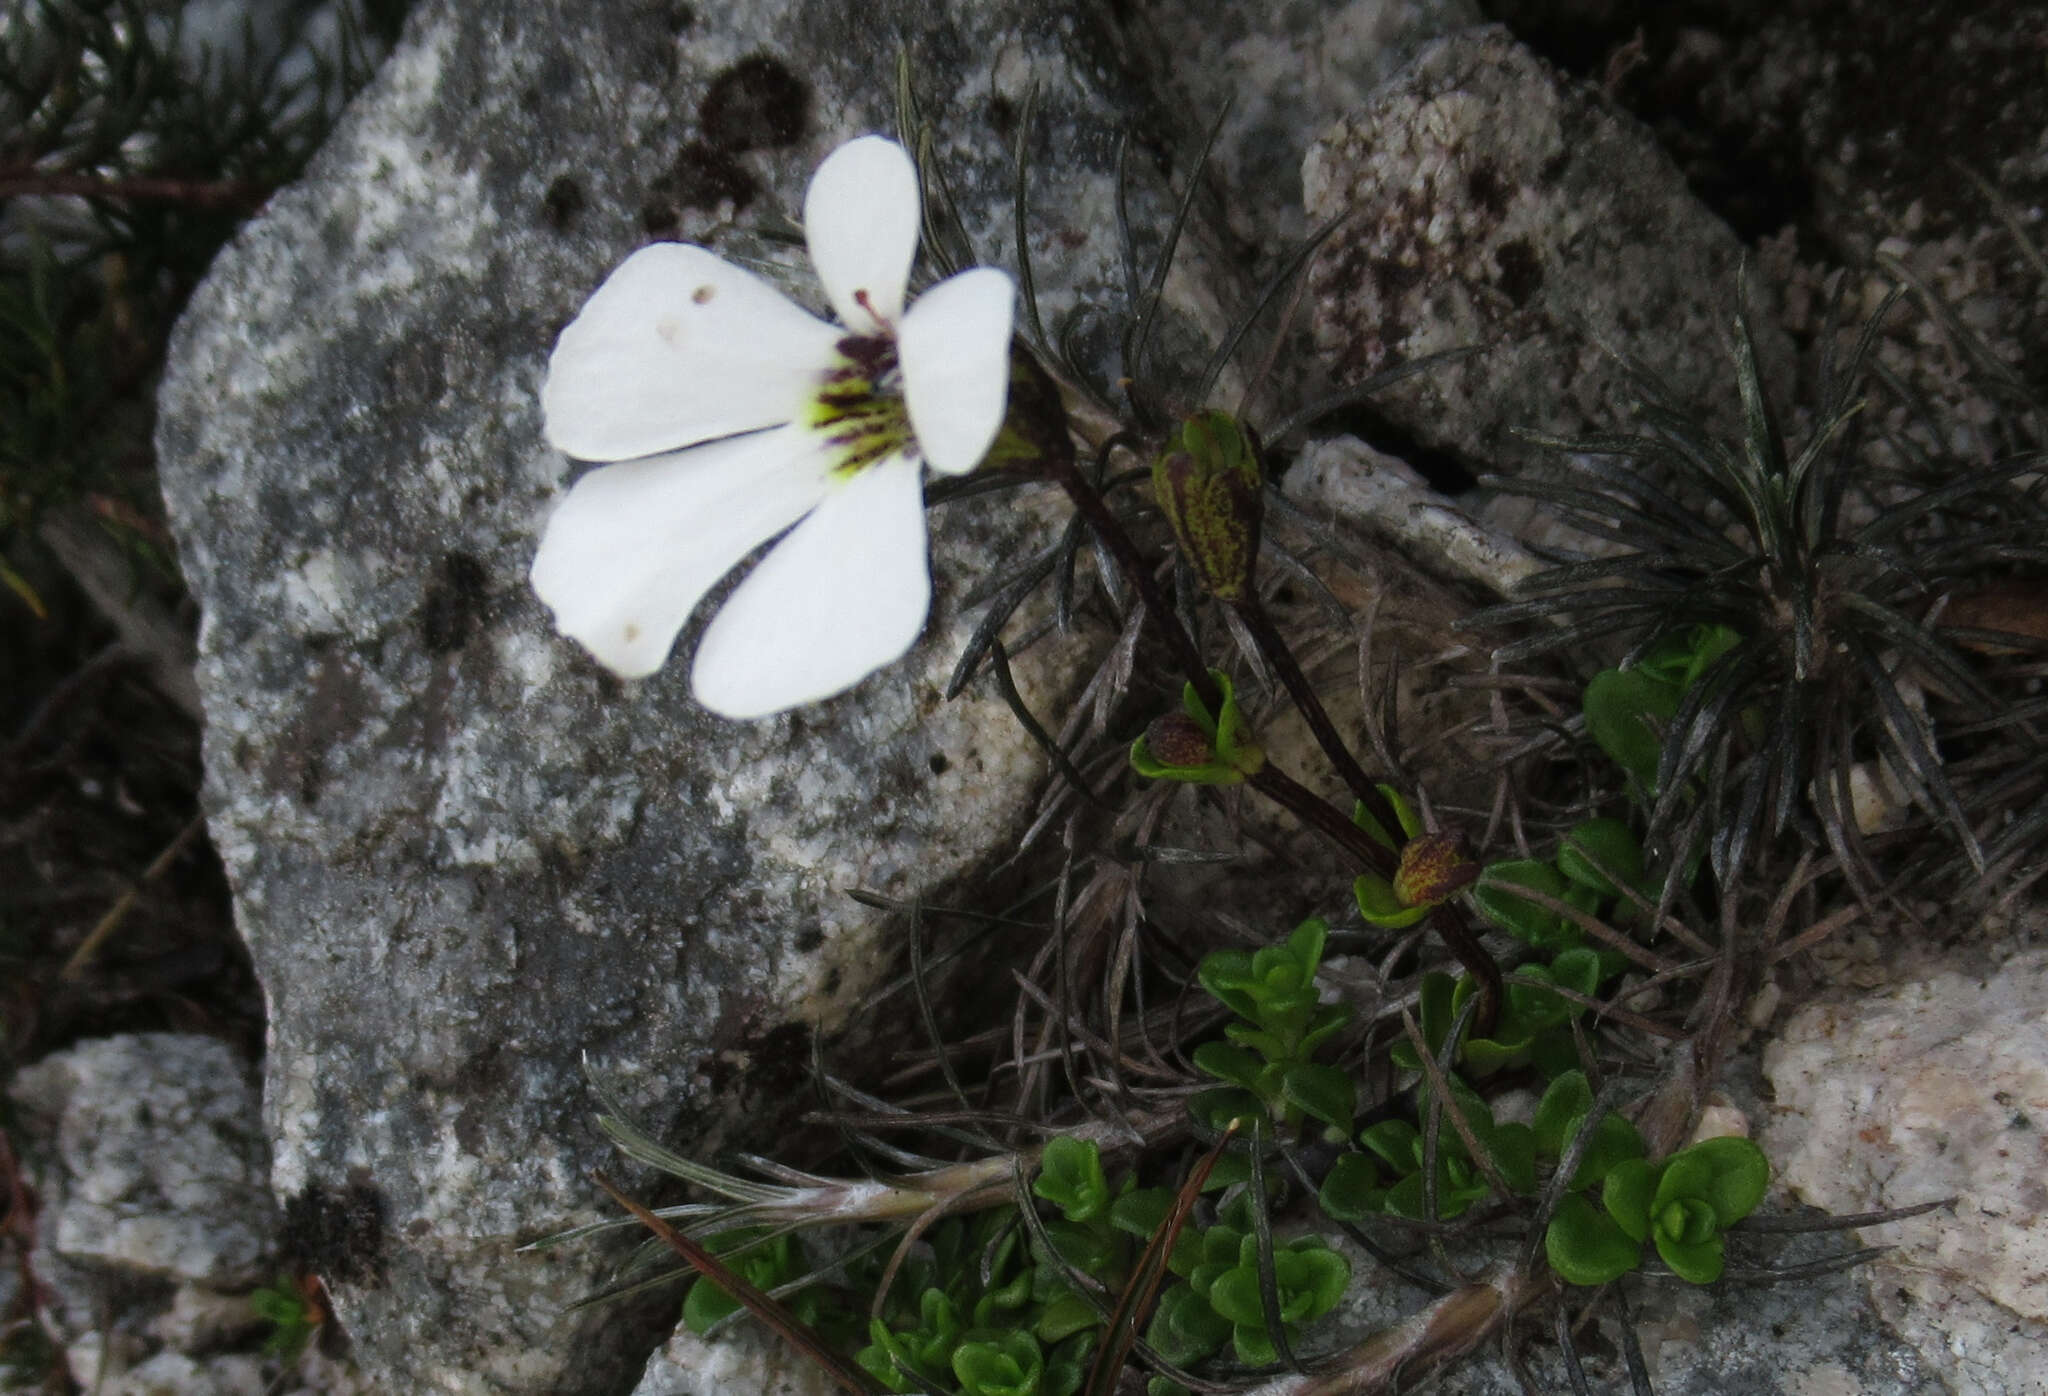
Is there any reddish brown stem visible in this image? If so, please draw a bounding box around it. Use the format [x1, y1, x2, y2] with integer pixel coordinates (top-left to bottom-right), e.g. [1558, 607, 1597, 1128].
[1232, 591, 1404, 833]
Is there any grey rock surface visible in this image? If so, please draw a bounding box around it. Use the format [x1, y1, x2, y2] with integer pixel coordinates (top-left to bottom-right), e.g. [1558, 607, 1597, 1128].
[1119, 0, 1481, 254]
[8, 1033, 273, 1289]
[1764, 949, 2048, 1396]
[151, 0, 1261, 1391]
[1303, 26, 1792, 477]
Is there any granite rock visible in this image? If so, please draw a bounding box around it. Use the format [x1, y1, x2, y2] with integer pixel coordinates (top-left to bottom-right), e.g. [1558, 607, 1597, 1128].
[151, 0, 1265, 1390]
[1303, 26, 1793, 477]
[8, 1034, 274, 1290]
[1763, 949, 2048, 1396]
[1118, 0, 1481, 254]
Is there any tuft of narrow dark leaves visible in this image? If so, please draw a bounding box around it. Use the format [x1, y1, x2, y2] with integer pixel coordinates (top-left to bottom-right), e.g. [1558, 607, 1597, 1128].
[1466, 283, 2048, 892]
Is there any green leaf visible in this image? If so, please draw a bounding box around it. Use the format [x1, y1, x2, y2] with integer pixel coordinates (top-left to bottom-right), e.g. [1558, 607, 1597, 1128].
[1654, 1229, 1727, 1284]
[1354, 871, 1430, 928]
[1035, 1290, 1101, 1345]
[953, 1331, 1044, 1396]
[1034, 1135, 1110, 1223]
[1533, 1072, 1595, 1157]
[1109, 1188, 1171, 1241]
[1584, 667, 1681, 793]
[1317, 1152, 1384, 1221]
[1192, 1039, 1268, 1091]
[1545, 1192, 1645, 1286]
[1196, 949, 1261, 1022]
[1358, 1118, 1421, 1173]
[1390, 971, 1458, 1071]
[1384, 1162, 1488, 1220]
[1557, 818, 1646, 897]
[1285, 917, 1329, 978]
[1603, 1157, 1657, 1243]
[1661, 1135, 1771, 1227]
[681, 1229, 798, 1335]
[1044, 1333, 1093, 1396]
[1548, 947, 1602, 998]
[1473, 860, 1575, 950]
[1297, 1002, 1354, 1057]
[1486, 1121, 1539, 1195]
[1188, 1086, 1264, 1132]
[1282, 1062, 1356, 1132]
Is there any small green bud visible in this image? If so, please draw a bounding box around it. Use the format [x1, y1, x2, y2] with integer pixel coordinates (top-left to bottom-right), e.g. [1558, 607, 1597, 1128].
[1152, 411, 1264, 601]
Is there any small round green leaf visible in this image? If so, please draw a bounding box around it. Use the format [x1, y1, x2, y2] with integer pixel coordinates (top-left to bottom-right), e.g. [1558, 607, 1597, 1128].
[1545, 1192, 1644, 1287]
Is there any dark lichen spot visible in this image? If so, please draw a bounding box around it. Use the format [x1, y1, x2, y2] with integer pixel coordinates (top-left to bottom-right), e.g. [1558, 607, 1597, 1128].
[417, 552, 493, 655]
[1372, 256, 1424, 301]
[282, 1178, 389, 1286]
[1493, 238, 1544, 308]
[794, 926, 825, 953]
[987, 92, 1018, 140]
[541, 174, 585, 230]
[700, 54, 809, 152]
[1465, 160, 1508, 216]
[668, 141, 758, 212]
[641, 197, 680, 238]
[927, 752, 950, 775]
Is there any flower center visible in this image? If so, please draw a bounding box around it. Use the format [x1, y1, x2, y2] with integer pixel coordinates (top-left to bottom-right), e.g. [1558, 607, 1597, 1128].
[807, 334, 913, 479]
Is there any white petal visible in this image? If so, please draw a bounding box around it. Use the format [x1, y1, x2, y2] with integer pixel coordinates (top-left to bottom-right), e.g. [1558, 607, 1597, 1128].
[804, 136, 919, 333]
[529, 426, 836, 678]
[542, 243, 841, 462]
[690, 454, 931, 717]
[899, 267, 1016, 475]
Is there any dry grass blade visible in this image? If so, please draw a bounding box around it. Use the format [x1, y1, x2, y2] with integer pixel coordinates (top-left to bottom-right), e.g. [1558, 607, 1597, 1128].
[1083, 1123, 1239, 1396]
[589, 1171, 881, 1396]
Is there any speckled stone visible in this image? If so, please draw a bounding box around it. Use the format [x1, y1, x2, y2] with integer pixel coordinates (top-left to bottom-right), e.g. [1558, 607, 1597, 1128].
[1763, 950, 2048, 1396]
[1303, 26, 1793, 476]
[9, 1034, 273, 1290]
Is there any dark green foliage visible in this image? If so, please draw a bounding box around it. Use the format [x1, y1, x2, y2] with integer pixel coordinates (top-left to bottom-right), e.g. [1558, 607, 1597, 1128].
[0, 0, 388, 588]
[1468, 287, 2048, 890]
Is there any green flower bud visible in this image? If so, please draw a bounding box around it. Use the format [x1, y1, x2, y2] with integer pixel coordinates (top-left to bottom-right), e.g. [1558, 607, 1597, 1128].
[1152, 411, 1264, 601]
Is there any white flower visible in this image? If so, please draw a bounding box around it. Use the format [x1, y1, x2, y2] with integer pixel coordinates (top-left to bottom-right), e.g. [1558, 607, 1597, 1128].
[530, 135, 1015, 718]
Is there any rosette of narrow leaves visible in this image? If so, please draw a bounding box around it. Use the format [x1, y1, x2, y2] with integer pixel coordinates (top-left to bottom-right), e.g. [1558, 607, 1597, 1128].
[1351, 785, 1479, 929]
[1152, 410, 1264, 601]
[1130, 670, 1265, 784]
[1466, 286, 2048, 888]
[1545, 1135, 1770, 1286]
